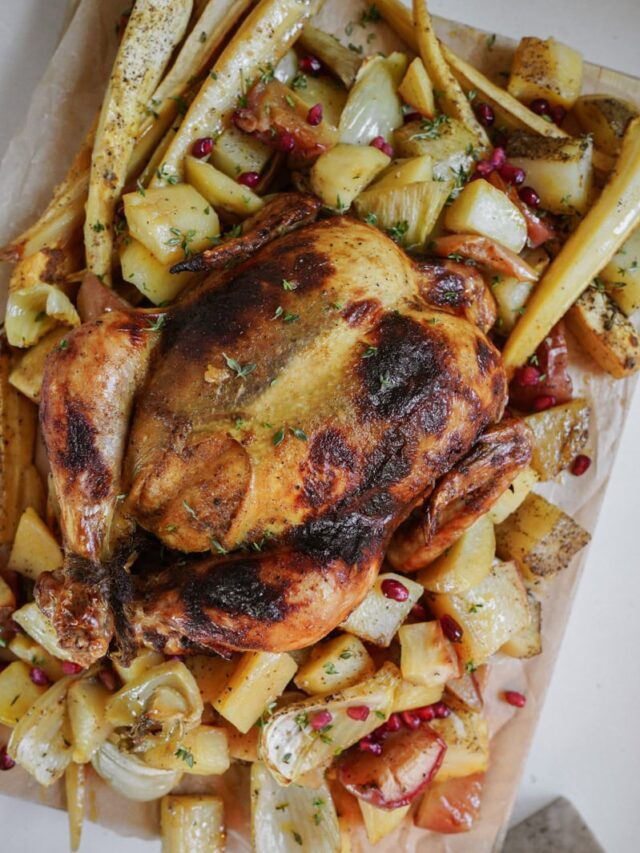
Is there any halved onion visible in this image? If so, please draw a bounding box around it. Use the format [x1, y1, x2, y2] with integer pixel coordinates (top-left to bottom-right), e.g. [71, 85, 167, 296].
[92, 740, 182, 801]
[339, 54, 406, 145]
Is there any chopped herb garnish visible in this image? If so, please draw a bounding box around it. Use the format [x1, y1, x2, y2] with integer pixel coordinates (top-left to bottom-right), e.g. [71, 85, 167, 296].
[183, 500, 197, 519]
[348, 42, 364, 54]
[58, 339, 69, 351]
[486, 33, 496, 50]
[282, 752, 292, 764]
[223, 353, 256, 379]
[336, 194, 348, 214]
[91, 221, 105, 233]
[364, 211, 378, 226]
[156, 164, 179, 185]
[294, 712, 309, 730]
[379, 373, 393, 390]
[272, 427, 286, 447]
[345, 21, 354, 36]
[387, 220, 409, 243]
[465, 660, 477, 673]
[165, 524, 177, 533]
[291, 73, 307, 90]
[374, 710, 386, 719]
[210, 538, 228, 555]
[293, 831, 303, 846]
[468, 603, 484, 613]
[323, 662, 338, 675]
[136, 179, 146, 196]
[34, 310, 46, 322]
[291, 427, 307, 441]
[410, 113, 450, 141]
[145, 314, 167, 332]
[362, 345, 378, 359]
[275, 803, 289, 811]
[174, 747, 195, 768]
[339, 650, 353, 659]
[285, 93, 296, 109]
[282, 278, 297, 291]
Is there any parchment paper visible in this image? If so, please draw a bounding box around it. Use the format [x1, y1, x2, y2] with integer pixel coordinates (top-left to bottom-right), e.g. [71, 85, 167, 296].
[0, 1, 637, 850]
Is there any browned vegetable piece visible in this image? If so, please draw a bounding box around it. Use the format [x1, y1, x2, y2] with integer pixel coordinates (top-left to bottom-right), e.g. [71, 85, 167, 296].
[523, 398, 590, 480]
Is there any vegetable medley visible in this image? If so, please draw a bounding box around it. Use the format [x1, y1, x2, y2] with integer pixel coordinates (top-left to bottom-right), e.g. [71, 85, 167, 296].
[0, 0, 639, 850]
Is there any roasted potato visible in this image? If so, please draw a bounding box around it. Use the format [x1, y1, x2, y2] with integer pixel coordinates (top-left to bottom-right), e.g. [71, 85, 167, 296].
[523, 398, 590, 480]
[418, 514, 495, 594]
[500, 592, 542, 658]
[8, 507, 63, 580]
[340, 573, 423, 647]
[310, 143, 390, 210]
[120, 238, 195, 305]
[161, 795, 225, 853]
[488, 465, 539, 525]
[0, 660, 47, 726]
[185, 155, 264, 216]
[399, 621, 461, 687]
[294, 634, 374, 695]
[445, 179, 528, 254]
[209, 126, 272, 180]
[492, 248, 550, 335]
[430, 708, 489, 781]
[599, 226, 640, 316]
[573, 95, 638, 157]
[398, 57, 436, 118]
[393, 116, 478, 181]
[507, 37, 583, 109]
[359, 800, 411, 845]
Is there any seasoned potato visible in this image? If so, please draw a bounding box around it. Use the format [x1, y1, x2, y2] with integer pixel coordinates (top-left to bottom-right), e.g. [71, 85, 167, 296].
[340, 572, 423, 647]
[507, 36, 583, 109]
[398, 57, 436, 118]
[8, 634, 65, 682]
[293, 75, 348, 128]
[495, 492, 591, 580]
[506, 131, 593, 215]
[500, 592, 542, 658]
[599, 227, 640, 316]
[0, 660, 47, 726]
[144, 726, 230, 776]
[354, 180, 452, 247]
[185, 155, 264, 216]
[392, 680, 443, 713]
[186, 655, 238, 706]
[0, 574, 16, 621]
[213, 652, 297, 733]
[120, 238, 194, 305]
[573, 95, 638, 157]
[123, 184, 220, 265]
[492, 247, 550, 335]
[8, 507, 63, 580]
[488, 465, 539, 525]
[399, 621, 461, 687]
[223, 723, 260, 762]
[418, 514, 495, 594]
[429, 560, 530, 667]
[113, 649, 165, 685]
[359, 801, 411, 844]
[310, 143, 390, 210]
[393, 116, 478, 181]
[8, 327, 68, 404]
[370, 155, 433, 190]
[523, 398, 590, 480]
[445, 179, 527, 254]
[294, 634, 374, 695]
[566, 285, 640, 378]
[210, 126, 272, 179]
[161, 795, 225, 853]
[67, 678, 113, 763]
[430, 707, 489, 781]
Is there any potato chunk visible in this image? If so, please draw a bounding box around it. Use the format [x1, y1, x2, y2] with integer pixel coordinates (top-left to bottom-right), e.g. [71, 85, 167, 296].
[120, 238, 194, 305]
[185, 155, 264, 216]
[161, 795, 225, 853]
[599, 226, 640, 316]
[294, 634, 374, 695]
[506, 131, 593, 215]
[566, 285, 640, 378]
[445, 179, 527, 254]
[9, 328, 68, 404]
[144, 726, 230, 776]
[507, 37, 583, 109]
[391, 680, 443, 713]
[523, 398, 590, 480]
[429, 560, 529, 667]
[67, 678, 113, 763]
[0, 574, 16, 621]
[399, 621, 461, 687]
[418, 514, 495, 594]
[0, 660, 47, 726]
[310, 143, 390, 210]
[359, 801, 411, 844]
[430, 708, 489, 781]
[210, 126, 272, 179]
[8, 507, 63, 580]
[495, 493, 591, 580]
[398, 57, 435, 118]
[573, 95, 638, 157]
[500, 592, 542, 658]
[393, 116, 477, 181]
[492, 247, 550, 335]
[340, 572, 423, 647]
[488, 465, 539, 525]
[123, 184, 220, 265]
[370, 155, 433, 191]
[185, 655, 237, 705]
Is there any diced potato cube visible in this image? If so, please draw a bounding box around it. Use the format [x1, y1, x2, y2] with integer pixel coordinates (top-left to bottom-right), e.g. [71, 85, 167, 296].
[293, 75, 348, 128]
[223, 722, 259, 762]
[8, 507, 63, 580]
[370, 155, 433, 191]
[210, 126, 272, 179]
[185, 155, 264, 217]
[310, 143, 390, 210]
[11, 601, 76, 661]
[161, 795, 225, 853]
[144, 726, 230, 776]
[8, 634, 65, 682]
[359, 800, 411, 844]
[393, 117, 478, 181]
[391, 680, 443, 713]
[566, 285, 640, 378]
[124, 184, 220, 265]
[67, 677, 113, 763]
[430, 708, 489, 781]
[506, 131, 593, 215]
[600, 227, 640, 316]
[500, 592, 542, 658]
[399, 621, 461, 687]
[113, 649, 165, 684]
[573, 95, 638, 157]
[340, 572, 423, 647]
[355, 180, 452, 247]
[8, 328, 68, 404]
[294, 634, 374, 695]
[0, 660, 47, 726]
[488, 465, 539, 525]
[398, 57, 435, 118]
[429, 560, 530, 667]
[492, 247, 550, 334]
[445, 179, 527, 254]
[495, 492, 591, 580]
[507, 37, 583, 109]
[0, 575, 16, 620]
[523, 398, 590, 480]
[418, 514, 495, 594]
[120, 238, 194, 305]
[213, 652, 297, 733]
[444, 671, 483, 713]
[186, 655, 238, 705]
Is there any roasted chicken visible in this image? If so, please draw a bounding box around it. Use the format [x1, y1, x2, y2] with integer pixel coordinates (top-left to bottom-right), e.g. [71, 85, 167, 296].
[36, 194, 517, 666]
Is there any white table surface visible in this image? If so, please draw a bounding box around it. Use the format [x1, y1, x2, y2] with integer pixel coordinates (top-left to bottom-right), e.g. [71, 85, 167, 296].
[0, 1, 638, 851]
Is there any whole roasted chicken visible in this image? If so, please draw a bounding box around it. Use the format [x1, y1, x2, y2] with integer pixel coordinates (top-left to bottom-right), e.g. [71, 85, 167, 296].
[37, 194, 530, 667]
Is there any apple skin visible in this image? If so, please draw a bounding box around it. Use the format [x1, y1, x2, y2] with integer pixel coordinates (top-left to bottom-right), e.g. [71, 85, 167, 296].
[415, 772, 485, 833]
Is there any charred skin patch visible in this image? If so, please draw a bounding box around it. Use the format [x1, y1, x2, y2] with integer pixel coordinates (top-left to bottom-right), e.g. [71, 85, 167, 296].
[475, 336, 499, 375]
[299, 427, 358, 509]
[291, 510, 387, 564]
[342, 299, 382, 327]
[421, 265, 466, 309]
[55, 400, 111, 500]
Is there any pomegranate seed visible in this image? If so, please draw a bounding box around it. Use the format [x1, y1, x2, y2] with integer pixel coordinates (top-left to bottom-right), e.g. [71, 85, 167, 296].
[278, 132, 296, 153]
[515, 365, 541, 386]
[404, 110, 422, 123]
[504, 690, 527, 708]
[98, 669, 118, 692]
[551, 104, 566, 126]
[489, 147, 506, 170]
[529, 98, 552, 117]
[499, 163, 526, 186]
[382, 142, 394, 157]
[306, 103, 323, 126]
[415, 705, 436, 721]
[440, 614, 464, 643]
[401, 711, 421, 729]
[533, 394, 557, 412]
[29, 667, 49, 686]
[0, 746, 15, 771]
[237, 171, 260, 188]
[62, 661, 83, 676]
[299, 54, 322, 75]
[370, 136, 386, 150]
[432, 702, 451, 719]
[410, 603, 427, 621]
[474, 102, 495, 127]
[359, 737, 382, 755]
[571, 454, 591, 476]
[381, 578, 409, 602]
[519, 186, 540, 208]
[347, 705, 371, 721]
[310, 710, 333, 730]
[191, 137, 214, 159]
[475, 160, 494, 177]
[383, 713, 402, 733]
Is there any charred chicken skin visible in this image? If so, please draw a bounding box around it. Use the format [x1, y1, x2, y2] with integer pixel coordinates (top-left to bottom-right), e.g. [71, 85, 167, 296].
[37, 194, 514, 666]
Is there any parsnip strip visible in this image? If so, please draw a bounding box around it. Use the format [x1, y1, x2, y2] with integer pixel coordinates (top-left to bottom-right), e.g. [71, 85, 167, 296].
[152, 0, 324, 187]
[502, 117, 640, 375]
[84, 0, 193, 281]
